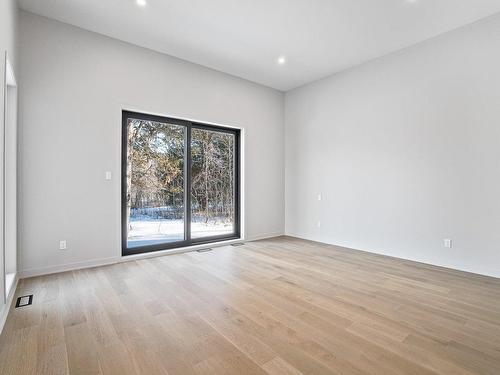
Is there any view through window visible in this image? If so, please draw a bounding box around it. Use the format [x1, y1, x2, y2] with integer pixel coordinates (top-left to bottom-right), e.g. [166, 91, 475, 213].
[122, 111, 239, 255]
[191, 128, 235, 238]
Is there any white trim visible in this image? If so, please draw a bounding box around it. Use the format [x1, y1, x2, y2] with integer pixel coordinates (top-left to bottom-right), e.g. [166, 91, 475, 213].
[120, 234, 286, 263]
[16, 234, 285, 279]
[246, 232, 284, 241]
[120, 106, 243, 131]
[5, 272, 15, 297]
[17, 237, 250, 278]
[18, 256, 119, 279]
[120, 237, 243, 262]
[117, 106, 248, 260]
[5, 56, 16, 88]
[3, 52, 18, 305]
[286, 233, 500, 280]
[239, 127, 246, 240]
[0, 272, 18, 335]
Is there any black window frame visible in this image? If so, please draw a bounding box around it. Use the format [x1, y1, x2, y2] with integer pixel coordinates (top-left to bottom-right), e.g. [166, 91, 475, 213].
[121, 110, 241, 256]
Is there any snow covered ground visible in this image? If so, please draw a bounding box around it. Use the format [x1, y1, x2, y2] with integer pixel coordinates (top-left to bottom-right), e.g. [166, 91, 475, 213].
[127, 218, 233, 247]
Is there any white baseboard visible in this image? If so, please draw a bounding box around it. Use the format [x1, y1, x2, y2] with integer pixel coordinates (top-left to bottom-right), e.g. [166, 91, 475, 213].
[121, 238, 243, 262]
[286, 233, 500, 279]
[247, 232, 285, 241]
[18, 257, 119, 279]
[121, 234, 284, 262]
[0, 273, 19, 335]
[17, 233, 285, 280]
[19, 239, 248, 277]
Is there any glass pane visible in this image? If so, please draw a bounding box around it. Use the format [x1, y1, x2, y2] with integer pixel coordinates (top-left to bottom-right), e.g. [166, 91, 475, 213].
[126, 118, 185, 248]
[191, 128, 235, 238]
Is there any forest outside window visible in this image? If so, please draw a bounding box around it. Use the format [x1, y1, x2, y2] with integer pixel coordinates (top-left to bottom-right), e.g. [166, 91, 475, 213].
[122, 111, 240, 255]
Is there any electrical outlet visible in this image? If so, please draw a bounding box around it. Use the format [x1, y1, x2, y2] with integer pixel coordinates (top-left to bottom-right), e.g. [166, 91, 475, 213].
[105, 171, 112, 180]
[443, 239, 452, 248]
[59, 240, 67, 250]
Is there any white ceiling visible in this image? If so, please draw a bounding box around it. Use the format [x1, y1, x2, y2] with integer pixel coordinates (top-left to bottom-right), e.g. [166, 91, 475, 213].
[18, 0, 500, 91]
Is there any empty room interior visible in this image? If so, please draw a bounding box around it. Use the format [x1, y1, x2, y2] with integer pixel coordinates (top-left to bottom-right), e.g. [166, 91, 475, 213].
[1, 0, 500, 374]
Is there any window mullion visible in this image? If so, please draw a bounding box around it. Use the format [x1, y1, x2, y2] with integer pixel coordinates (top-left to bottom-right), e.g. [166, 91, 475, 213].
[185, 125, 192, 241]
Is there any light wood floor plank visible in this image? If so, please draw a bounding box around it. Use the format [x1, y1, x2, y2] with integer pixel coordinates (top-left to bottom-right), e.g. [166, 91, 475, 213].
[1, 236, 500, 374]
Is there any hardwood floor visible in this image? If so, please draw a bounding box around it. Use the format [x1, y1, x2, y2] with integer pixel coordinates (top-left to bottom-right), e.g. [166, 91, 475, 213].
[1, 236, 500, 374]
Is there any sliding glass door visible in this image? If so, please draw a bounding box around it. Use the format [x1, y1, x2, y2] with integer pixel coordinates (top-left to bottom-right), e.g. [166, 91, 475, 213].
[191, 127, 236, 239]
[122, 111, 240, 255]
[124, 117, 186, 248]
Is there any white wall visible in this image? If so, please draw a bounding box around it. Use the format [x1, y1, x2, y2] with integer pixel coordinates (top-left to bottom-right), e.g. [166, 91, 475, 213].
[0, 0, 19, 330]
[18, 9, 500, 279]
[19, 12, 285, 275]
[285, 13, 500, 278]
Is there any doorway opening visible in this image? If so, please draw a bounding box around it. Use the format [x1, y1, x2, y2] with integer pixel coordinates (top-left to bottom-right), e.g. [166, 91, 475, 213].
[3, 54, 18, 300]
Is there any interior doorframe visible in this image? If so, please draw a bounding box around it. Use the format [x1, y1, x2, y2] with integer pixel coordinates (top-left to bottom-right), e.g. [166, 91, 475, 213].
[2, 53, 18, 303]
[121, 110, 241, 256]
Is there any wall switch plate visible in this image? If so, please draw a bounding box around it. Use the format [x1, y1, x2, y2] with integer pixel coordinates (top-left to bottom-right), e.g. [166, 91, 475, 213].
[317, 221, 321, 228]
[59, 240, 67, 250]
[443, 239, 452, 248]
[317, 194, 322, 201]
[105, 171, 112, 180]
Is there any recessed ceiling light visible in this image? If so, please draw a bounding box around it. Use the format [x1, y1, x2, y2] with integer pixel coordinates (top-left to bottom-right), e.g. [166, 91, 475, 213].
[136, 0, 147, 7]
[277, 55, 287, 65]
